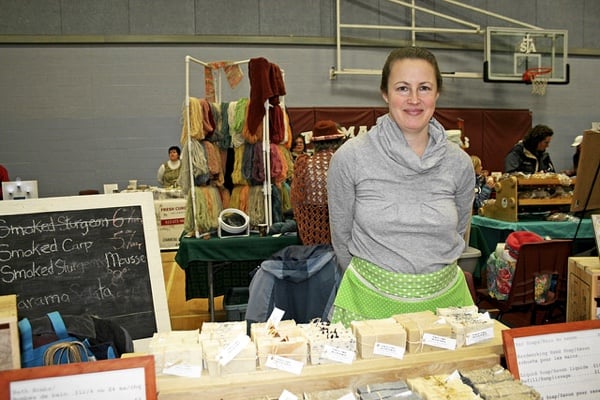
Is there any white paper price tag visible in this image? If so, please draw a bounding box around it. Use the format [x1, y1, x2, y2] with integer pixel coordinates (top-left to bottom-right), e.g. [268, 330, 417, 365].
[278, 389, 298, 400]
[268, 307, 285, 328]
[217, 334, 251, 365]
[422, 333, 456, 350]
[265, 354, 304, 375]
[373, 342, 405, 359]
[162, 363, 203, 378]
[322, 345, 355, 364]
[465, 327, 494, 346]
[338, 393, 357, 400]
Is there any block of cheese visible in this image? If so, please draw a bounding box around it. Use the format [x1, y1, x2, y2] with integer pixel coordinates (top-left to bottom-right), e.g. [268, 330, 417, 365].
[202, 336, 257, 376]
[407, 374, 479, 399]
[252, 320, 308, 368]
[298, 321, 356, 365]
[392, 311, 453, 353]
[148, 330, 202, 375]
[350, 318, 406, 359]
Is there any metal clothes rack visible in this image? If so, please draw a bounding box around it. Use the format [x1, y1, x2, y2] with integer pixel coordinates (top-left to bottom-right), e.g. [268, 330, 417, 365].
[184, 55, 276, 238]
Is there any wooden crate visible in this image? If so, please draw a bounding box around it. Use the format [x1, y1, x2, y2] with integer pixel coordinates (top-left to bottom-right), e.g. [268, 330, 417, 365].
[0, 294, 20, 371]
[566, 257, 600, 322]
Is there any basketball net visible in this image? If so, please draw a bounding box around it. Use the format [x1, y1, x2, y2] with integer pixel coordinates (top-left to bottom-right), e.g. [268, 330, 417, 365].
[531, 75, 549, 96]
[523, 67, 552, 96]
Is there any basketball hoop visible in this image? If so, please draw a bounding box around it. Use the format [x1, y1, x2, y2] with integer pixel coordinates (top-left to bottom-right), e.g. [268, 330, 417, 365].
[522, 67, 552, 96]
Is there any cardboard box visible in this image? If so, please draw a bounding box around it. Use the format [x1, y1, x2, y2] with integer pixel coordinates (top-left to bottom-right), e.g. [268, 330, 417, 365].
[567, 257, 600, 321]
[154, 198, 186, 249]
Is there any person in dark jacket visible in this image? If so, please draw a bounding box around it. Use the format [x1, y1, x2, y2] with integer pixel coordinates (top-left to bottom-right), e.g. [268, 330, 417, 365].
[504, 124, 555, 174]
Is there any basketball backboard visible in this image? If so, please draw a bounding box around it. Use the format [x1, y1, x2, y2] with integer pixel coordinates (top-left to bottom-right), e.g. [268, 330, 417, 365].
[484, 27, 569, 84]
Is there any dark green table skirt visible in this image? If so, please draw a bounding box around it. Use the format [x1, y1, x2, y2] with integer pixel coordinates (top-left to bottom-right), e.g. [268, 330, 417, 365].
[175, 233, 300, 299]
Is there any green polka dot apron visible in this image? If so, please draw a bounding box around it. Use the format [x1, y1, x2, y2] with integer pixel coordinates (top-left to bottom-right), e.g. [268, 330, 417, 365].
[331, 257, 474, 327]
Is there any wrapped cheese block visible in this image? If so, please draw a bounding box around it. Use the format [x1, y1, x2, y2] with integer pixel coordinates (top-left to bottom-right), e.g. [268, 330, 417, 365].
[200, 320, 247, 340]
[460, 365, 541, 400]
[436, 305, 479, 318]
[392, 311, 453, 353]
[357, 380, 422, 400]
[251, 320, 308, 367]
[407, 374, 480, 399]
[298, 320, 356, 365]
[148, 330, 202, 375]
[437, 310, 495, 348]
[250, 319, 297, 341]
[202, 336, 257, 376]
[350, 318, 406, 359]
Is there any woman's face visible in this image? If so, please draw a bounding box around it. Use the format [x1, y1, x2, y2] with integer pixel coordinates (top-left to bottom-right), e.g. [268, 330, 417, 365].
[293, 137, 305, 152]
[536, 136, 552, 152]
[382, 58, 439, 136]
[169, 149, 180, 161]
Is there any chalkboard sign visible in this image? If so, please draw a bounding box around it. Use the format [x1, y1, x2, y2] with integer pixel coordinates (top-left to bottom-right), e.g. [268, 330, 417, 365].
[0, 192, 170, 344]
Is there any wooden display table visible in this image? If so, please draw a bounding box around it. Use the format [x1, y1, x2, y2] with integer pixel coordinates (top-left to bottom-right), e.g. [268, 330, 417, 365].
[156, 320, 508, 399]
[479, 175, 575, 222]
[0, 295, 19, 371]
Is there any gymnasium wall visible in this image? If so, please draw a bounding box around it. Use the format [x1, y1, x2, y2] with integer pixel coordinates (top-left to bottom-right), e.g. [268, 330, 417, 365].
[0, 0, 598, 197]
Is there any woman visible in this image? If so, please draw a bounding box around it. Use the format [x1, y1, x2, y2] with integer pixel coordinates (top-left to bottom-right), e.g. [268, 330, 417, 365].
[504, 124, 555, 174]
[327, 47, 475, 326]
[291, 120, 345, 245]
[291, 134, 307, 161]
[156, 145, 182, 187]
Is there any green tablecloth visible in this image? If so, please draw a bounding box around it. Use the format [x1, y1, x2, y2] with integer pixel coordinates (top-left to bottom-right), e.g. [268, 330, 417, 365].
[468, 216, 594, 278]
[175, 233, 300, 299]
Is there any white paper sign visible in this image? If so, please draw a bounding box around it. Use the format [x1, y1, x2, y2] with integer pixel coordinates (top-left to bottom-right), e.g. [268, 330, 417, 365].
[162, 363, 202, 378]
[373, 342, 405, 359]
[10, 368, 146, 400]
[217, 334, 251, 365]
[465, 327, 494, 346]
[278, 389, 298, 400]
[322, 345, 355, 364]
[514, 328, 600, 399]
[268, 307, 285, 327]
[422, 333, 456, 350]
[265, 354, 304, 375]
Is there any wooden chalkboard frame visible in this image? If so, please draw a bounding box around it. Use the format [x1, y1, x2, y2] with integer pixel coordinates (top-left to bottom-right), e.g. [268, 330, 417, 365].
[503, 320, 600, 398]
[0, 192, 171, 350]
[0, 355, 156, 399]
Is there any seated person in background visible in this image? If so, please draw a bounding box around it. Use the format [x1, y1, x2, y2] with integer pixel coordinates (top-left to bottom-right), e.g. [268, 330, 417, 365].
[157, 145, 182, 187]
[564, 135, 582, 177]
[504, 124, 555, 174]
[291, 120, 345, 245]
[471, 155, 495, 213]
[291, 134, 307, 161]
[0, 163, 8, 200]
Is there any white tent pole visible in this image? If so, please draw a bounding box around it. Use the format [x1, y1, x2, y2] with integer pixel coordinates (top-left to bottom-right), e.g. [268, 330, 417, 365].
[262, 99, 272, 227]
[184, 55, 200, 238]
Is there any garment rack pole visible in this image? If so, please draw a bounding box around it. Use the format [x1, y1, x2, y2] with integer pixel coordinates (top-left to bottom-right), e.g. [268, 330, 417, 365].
[185, 55, 277, 235]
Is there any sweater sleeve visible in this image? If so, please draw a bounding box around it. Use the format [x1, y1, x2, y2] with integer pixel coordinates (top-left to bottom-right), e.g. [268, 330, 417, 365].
[326, 148, 355, 271]
[157, 164, 165, 185]
[455, 154, 476, 241]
